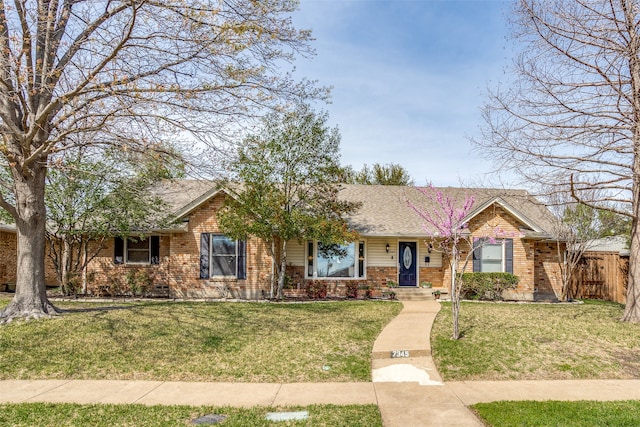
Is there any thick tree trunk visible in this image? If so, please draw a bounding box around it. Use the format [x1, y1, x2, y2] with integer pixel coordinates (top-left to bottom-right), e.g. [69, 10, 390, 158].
[622, 213, 640, 322]
[622, 2, 640, 322]
[0, 163, 58, 323]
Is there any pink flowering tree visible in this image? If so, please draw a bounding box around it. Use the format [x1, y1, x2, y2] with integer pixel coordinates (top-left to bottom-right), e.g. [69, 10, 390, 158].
[408, 185, 475, 340]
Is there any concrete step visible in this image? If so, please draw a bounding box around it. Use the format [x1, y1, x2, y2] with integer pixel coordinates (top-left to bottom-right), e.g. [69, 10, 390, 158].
[392, 287, 446, 301]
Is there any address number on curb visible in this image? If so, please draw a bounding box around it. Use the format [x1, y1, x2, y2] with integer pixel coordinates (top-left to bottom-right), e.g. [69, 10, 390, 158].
[391, 350, 409, 358]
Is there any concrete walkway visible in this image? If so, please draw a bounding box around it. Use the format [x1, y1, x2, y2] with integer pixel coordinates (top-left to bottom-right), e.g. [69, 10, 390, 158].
[371, 300, 484, 426]
[3, 300, 640, 426]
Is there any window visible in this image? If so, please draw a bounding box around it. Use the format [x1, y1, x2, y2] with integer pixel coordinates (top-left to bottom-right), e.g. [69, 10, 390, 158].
[473, 238, 513, 273]
[113, 236, 160, 265]
[199, 233, 246, 279]
[307, 241, 365, 278]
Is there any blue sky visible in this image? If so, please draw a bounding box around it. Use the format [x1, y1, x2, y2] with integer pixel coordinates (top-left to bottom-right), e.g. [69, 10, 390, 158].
[292, 0, 514, 186]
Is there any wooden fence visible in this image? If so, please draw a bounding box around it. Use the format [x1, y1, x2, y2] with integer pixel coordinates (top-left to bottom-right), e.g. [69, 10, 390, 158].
[569, 252, 628, 304]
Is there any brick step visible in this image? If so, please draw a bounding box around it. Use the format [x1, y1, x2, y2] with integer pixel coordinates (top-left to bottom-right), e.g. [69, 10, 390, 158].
[392, 287, 447, 301]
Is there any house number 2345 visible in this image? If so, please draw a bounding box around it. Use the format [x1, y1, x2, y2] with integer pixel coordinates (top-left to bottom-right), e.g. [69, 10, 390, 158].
[391, 350, 409, 358]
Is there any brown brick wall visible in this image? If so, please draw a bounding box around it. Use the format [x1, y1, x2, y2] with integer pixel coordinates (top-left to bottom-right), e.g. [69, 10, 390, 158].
[366, 266, 397, 288]
[0, 231, 16, 285]
[81, 199, 563, 301]
[168, 194, 271, 299]
[87, 236, 171, 294]
[86, 193, 273, 299]
[419, 267, 444, 288]
[437, 204, 548, 301]
[534, 241, 563, 297]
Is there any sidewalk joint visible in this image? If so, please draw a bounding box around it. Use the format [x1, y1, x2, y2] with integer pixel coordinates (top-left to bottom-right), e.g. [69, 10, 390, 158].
[270, 383, 283, 406]
[21, 379, 73, 403]
[133, 381, 166, 404]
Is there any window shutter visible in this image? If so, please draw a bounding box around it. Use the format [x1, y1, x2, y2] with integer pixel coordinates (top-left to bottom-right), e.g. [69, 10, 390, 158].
[200, 233, 210, 279]
[237, 239, 246, 280]
[114, 237, 124, 264]
[307, 241, 314, 277]
[150, 236, 160, 265]
[505, 239, 514, 273]
[472, 238, 482, 272]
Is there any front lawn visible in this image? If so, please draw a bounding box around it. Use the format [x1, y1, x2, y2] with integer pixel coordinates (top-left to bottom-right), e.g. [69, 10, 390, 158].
[432, 300, 640, 381]
[0, 298, 401, 382]
[472, 400, 640, 427]
[0, 402, 382, 427]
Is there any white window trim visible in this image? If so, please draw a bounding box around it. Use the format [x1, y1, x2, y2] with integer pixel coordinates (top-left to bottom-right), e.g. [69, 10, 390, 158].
[306, 240, 366, 280]
[209, 233, 239, 278]
[125, 238, 151, 265]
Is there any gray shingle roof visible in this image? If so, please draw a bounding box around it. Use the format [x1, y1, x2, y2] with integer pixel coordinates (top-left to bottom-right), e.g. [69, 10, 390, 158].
[149, 180, 220, 215]
[152, 180, 557, 238]
[584, 235, 630, 256]
[339, 185, 556, 237]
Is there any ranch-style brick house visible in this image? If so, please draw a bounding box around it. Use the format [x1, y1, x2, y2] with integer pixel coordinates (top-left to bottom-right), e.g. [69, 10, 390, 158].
[0, 181, 565, 300]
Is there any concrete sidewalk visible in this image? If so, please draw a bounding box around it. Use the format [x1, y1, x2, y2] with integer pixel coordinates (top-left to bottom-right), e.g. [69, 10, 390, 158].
[0, 380, 377, 407]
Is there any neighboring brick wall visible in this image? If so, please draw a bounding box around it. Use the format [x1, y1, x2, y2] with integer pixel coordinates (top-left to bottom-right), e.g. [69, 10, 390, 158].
[1, 230, 57, 288]
[0, 231, 16, 285]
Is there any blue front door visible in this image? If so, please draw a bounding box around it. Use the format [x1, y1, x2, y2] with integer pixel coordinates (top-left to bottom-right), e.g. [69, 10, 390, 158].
[398, 242, 417, 287]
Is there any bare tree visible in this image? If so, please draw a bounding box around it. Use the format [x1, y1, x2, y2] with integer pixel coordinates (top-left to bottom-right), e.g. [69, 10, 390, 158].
[0, 0, 321, 322]
[477, 0, 640, 321]
[547, 198, 598, 301]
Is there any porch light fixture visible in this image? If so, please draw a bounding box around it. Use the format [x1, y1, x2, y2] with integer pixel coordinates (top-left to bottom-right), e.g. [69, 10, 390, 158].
[386, 243, 390, 253]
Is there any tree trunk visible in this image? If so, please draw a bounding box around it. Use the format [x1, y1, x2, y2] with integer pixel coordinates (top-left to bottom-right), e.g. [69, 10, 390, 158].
[81, 240, 88, 295]
[0, 163, 58, 323]
[622, 209, 640, 322]
[61, 239, 71, 295]
[622, 2, 640, 322]
[276, 240, 287, 299]
[450, 248, 460, 340]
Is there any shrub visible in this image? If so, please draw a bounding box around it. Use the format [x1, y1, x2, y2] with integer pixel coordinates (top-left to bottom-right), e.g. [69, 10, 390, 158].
[125, 269, 153, 297]
[345, 281, 359, 299]
[305, 280, 328, 299]
[460, 272, 519, 301]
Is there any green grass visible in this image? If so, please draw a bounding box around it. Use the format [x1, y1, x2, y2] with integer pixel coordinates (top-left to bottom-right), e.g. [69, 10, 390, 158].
[0, 402, 382, 426]
[472, 400, 640, 427]
[0, 298, 401, 382]
[431, 300, 640, 381]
